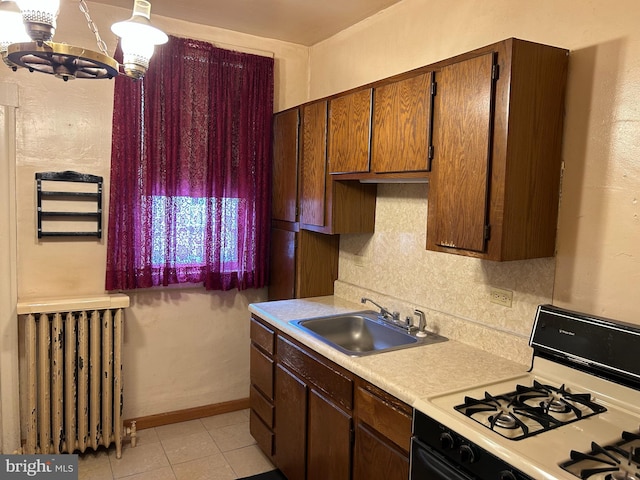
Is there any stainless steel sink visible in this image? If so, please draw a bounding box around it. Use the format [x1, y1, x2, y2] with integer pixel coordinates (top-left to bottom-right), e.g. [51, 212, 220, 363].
[289, 310, 447, 357]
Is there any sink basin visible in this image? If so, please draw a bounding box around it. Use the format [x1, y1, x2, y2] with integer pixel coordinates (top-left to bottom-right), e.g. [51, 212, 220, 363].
[289, 310, 447, 356]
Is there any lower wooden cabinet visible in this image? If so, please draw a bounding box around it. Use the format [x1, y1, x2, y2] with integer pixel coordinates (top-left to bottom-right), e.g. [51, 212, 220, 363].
[307, 389, 352, 480]
[249, 314, 412, 480]
[353, 423, 409, 480]
[353, 382, 412, 480]
[268, 224, 339, 301]
[275, 335, 353, 480]
[274, 364, 307, 480]
[249, 317, 276, 459]
[249, 407, 274, 457]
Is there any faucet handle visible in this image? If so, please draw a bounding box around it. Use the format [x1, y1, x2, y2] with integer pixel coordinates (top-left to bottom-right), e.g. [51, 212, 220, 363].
[404, 315, 418, 334]
[413, 309, 427, 337]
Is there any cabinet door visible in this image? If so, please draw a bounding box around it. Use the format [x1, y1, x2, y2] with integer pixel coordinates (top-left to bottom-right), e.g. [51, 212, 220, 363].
[307, 389, 352, 480]
[268, 226, 296, 301]
[300, 101, 328, 227]
[300, 98, 376, 234]
[353, 423, 409, 480]
[268, 226, 340, 301]
[328, 89, 372, 174]
[428, 52, 496, 253]
[371, 72, 432, 173]
[295, 230, 339, 298]
[272, 109, 299, 222]
[275, 364, 307, 480]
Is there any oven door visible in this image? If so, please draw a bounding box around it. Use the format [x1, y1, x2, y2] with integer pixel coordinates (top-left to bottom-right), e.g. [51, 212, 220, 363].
[410, 437, 474, 480]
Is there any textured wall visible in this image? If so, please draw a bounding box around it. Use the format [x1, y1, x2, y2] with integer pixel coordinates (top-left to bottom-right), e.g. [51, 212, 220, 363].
[308, 0, 640, 359]
[335, 184, 550, 365]
[1, 0, 309, 423]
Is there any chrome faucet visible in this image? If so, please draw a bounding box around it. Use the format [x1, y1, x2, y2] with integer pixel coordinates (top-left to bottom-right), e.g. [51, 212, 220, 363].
[361, 297, 400, 324]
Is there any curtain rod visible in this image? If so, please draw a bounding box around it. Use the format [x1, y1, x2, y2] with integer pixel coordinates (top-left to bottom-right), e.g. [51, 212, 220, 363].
[166, 33, 276, 59]
[213, 40, 276, 59]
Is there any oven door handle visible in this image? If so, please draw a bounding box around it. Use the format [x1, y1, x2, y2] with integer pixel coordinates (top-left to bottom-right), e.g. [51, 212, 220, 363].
[411, 437, 475, 480]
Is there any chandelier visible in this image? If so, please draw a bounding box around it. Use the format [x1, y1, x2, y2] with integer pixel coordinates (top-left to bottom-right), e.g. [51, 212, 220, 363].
[0, 0, 168, 81]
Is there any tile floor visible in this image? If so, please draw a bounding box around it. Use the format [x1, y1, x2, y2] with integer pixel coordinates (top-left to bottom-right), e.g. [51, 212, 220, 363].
[78, 409, 276, 480]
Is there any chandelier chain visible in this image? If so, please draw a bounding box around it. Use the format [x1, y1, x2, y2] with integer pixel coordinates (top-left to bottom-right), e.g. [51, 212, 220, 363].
[78, 0, 110, 56]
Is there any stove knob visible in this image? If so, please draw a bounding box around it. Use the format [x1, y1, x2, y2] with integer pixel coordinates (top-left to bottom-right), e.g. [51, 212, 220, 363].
[499, 471, 517, 480]
[439, 432, 456, 450]
[459, 444, 477, 463]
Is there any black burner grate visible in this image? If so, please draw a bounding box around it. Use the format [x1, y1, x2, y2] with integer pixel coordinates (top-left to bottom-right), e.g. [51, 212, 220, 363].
[560, 431, 640, 479]
[454, 381, 607, 440]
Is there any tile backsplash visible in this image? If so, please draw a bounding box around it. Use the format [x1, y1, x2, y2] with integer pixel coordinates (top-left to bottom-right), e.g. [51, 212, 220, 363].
[335, 183, 556, 365]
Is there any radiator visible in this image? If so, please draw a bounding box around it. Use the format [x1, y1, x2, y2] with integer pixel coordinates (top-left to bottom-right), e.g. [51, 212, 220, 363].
[17, 294, 133, 459]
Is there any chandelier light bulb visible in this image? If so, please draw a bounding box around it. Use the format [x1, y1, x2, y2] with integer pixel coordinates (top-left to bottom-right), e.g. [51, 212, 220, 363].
[119, 36, 155, 79]
[0, 0, 30, 62]
[112, 0, 167, 78]
[16, 0, 60, 43]
[111, 0, 168, 45]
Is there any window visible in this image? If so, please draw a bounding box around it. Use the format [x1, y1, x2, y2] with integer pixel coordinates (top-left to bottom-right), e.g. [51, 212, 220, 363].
[149, 196, 240, 268]
[106, 36, 273, 291]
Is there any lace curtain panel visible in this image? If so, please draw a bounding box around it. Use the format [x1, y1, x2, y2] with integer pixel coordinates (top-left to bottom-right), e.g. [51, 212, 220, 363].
[106, 36, 274, 291]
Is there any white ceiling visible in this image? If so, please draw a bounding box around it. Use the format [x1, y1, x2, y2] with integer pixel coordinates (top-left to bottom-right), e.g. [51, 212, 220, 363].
[92, 0, 403, 46]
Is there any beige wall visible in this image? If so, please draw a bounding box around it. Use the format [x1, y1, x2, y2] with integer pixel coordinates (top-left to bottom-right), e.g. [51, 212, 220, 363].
[0, 84, 20, 453]
[308, 0, 640, 357]
[0, 0, 308, 442]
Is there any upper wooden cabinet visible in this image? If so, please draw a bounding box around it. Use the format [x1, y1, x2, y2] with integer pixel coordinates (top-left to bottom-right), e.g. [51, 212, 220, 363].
[371, 72, 433, 174]
[328, 89, 373, 174]
[272, 37, 568, 260]
[327, 72, 434, 180]
[427, 38, 569, 261]
[429, 53, 494, 254]
[300, 100, 376, 234]
[299, 101, 328, 227]
[272, 108, 300, 223]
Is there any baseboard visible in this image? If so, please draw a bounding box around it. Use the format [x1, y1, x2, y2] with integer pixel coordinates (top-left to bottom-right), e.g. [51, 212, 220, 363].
[124, 398, 250, 430]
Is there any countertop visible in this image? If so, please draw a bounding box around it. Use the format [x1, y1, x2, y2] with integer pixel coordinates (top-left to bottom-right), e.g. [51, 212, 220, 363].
[249, 296, 530, 409]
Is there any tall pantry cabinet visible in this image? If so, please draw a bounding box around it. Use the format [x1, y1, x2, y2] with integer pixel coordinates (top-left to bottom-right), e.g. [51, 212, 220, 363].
[268, 108, 339, 301]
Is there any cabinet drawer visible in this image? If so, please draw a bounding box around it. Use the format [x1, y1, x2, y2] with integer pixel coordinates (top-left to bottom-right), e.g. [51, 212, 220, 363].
[250, 410, 274, 457]
[277, 336, 353, 410]
[250, 385, 274, 428]
[250, 344, 274, 399]
[251, 316, 275, 355]
[355, 384, 411, 452]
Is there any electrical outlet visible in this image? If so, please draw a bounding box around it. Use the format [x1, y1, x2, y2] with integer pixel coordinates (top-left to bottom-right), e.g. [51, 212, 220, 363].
[490, 287, 513, 308]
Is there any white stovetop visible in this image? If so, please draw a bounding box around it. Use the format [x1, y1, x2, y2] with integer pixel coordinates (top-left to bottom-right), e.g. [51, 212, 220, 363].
[421, 356, 640, 480]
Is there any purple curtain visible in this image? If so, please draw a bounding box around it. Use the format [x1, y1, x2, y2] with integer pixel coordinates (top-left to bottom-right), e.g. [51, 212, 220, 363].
[106, 36, 274, 291]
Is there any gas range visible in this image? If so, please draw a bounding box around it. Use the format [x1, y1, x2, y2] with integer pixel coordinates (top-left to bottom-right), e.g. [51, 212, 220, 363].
[410, 305, 640, 480]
